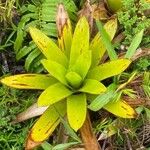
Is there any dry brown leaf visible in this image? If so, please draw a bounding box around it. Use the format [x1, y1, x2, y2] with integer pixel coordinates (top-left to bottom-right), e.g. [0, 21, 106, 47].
[12, 103, 48, 123]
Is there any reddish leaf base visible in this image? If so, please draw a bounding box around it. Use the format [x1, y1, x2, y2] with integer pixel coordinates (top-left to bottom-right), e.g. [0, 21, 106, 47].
[79, 112, 101, 150]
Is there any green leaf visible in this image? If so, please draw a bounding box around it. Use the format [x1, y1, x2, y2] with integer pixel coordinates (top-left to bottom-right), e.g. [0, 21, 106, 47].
[88, 90, 114, 111]
[79, 79, 106, 94]
[96, 20, 117, 60]
[90, 19, 117, 67]
[65, 71, 82, 89]
[52, 142, 79, 150]
[60, 117, 81, 142]
[38, 83, 72, 106]
[67, 93, 86, 131]
[87, 59, 131, 81]
[69, 17, 89, 67]
[41, 142, 53, 150]
[144, 108, 150, 119]
[104, 99, 136, 118]
[70, 51, 91, 79]
[29, 27, 68, 67]
[25, 48, 41, 71]
[125, 30, 144, 59]
[28, 101, 66, 142]
[41, 59, 67, 85]
[1, 74, 57, 89]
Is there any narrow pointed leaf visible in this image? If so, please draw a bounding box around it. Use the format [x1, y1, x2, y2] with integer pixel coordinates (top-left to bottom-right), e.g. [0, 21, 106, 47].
[26, 101, 66, 145]
[96, 20, 117, 60]
[70, 51, 91, 79]
[67, 93, 86, 131]
[90, 18, 117, 67]
[41, 59, 67, 85]
[104, 100, 137, 118]
[29, 27, 68, 67]
[88, 90, 114, 111]
[79, 79, 106, 94]
[1, 74, 57, 89]
[38, 83, 72, 106]
[69, 17, 89, 67]
[65, 71, 82, 89]
[87, 59, 131, 81]
[125, 30, 144, 59]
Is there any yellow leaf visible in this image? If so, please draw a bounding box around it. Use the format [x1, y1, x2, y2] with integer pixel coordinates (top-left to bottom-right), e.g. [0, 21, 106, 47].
[67, 93, 87, 131]
[1, 74, 57, 89]
[69, 17, 89, 67]
[29, 27, 68, 67]
[87, 59, 131, 81]
[58, 20, 73, 58]
[38, 83, 72, 106]
[104, 99, 137, 118]
[28, 101, 66, 142]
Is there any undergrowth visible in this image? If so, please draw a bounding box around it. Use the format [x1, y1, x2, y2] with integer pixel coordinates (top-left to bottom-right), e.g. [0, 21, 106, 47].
[118, 0, 150, 46]
[0, 86, 38, 150]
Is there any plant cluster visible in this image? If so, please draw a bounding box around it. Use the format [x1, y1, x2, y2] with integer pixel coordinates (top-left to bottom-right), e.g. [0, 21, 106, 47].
[118, 0, 150, 46]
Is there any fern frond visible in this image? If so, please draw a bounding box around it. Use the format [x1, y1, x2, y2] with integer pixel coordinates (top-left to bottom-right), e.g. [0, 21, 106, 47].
[14, 0, 77, 72]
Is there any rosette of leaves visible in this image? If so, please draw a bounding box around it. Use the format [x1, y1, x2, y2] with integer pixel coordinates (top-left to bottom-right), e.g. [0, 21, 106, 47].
[14, 0, 77, 72]
[1, 17, 135, 149]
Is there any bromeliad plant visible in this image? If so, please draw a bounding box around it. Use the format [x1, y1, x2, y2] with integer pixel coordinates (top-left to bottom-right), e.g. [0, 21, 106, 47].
[1, 16, 135, 149]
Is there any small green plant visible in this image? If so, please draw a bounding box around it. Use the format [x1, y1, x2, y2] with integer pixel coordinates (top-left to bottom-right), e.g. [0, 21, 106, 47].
[1, 17, 135, 149]
[118, 0, 150, 46]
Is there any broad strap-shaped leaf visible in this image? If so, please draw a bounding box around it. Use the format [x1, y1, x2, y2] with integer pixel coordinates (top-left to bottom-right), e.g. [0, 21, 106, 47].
[70, 51, 91, 79]
[90, 18, 117, 67]
[65, 71, 82, 89]
[67, 93, 86, 131]
[87, 59, 131, 81]
[1, 74, 57, 89]
[29, 27, 68, 67]
[69, 17, 89, 67]
[41, 59, 67, 85]
[104, 99, 136, 118]
[58, 20, 73, 58]
[79, 79, 106, 94]
[26, 101, 66, 149]
[125, 30, 144, 59]
[38, 83, 72, 106]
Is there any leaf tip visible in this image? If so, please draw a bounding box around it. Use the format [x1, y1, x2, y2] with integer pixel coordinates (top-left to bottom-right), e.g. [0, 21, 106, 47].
[25, 131, 42, 150]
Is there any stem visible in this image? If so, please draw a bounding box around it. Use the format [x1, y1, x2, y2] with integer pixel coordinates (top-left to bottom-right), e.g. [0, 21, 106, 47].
[79, 112, 101, 150]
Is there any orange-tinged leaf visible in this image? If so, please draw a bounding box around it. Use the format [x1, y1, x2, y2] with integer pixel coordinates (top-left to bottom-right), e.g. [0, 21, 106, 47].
[1, 74, 57, 89]
[104, 99, 137, 118]
[26, 101, 66, 145]
[58, 20, 73, 57]
[90, 18, 117, 67]
[29, 27, 68, 67]
[87, 59, 131, 81]
[38, 83, 73, 106]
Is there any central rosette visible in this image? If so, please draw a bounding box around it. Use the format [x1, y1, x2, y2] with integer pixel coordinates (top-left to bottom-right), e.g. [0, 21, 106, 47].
[65, 71, 83, 89]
